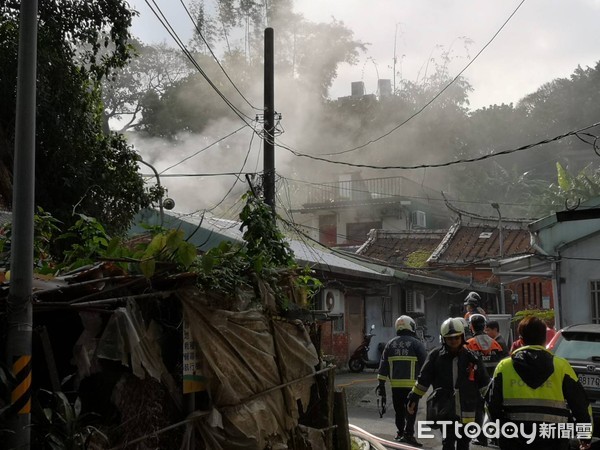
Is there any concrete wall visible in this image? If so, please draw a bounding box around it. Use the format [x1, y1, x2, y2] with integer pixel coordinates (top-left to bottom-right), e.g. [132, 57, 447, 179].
[560, 232, 600, 326]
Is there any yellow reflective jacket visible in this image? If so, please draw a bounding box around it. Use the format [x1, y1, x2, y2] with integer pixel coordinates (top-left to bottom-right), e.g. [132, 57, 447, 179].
[488, 345, 592, 426]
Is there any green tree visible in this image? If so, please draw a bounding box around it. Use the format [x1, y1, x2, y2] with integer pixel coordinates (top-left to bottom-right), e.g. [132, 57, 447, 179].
[0, 0, 160, 234]
[102, 39, 195, 133]
[135, 0, 366, 137]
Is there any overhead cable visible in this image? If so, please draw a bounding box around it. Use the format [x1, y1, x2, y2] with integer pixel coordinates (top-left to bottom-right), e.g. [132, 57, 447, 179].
[279, 121, 600, 170]
[322, 0, 527, 156]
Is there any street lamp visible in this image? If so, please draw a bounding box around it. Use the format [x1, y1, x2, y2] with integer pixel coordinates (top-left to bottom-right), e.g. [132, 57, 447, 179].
[137, 156, 175, 226]
[491, 203, 503, 258]
[491, 202, 505, 313]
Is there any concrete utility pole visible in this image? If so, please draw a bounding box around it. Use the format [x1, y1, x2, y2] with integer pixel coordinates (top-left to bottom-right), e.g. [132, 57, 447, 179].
[263, 27, 275, 214]
[6, 0, 38, 448]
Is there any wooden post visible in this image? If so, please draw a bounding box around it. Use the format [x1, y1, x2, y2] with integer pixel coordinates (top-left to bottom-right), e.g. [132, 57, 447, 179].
[334, 388, 351, 450]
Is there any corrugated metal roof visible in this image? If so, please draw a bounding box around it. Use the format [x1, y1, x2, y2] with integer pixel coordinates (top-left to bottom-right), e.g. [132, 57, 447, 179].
[132, 209, 391, 281]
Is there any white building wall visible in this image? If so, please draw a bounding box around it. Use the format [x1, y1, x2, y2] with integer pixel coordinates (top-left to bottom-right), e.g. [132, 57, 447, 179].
[560, 232, 600, 325]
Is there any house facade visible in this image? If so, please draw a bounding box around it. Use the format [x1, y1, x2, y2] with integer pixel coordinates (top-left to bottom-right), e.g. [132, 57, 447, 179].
[290, 173, 452, 248]
[528, 197, 600, 328]
[356, 218, 556, 347]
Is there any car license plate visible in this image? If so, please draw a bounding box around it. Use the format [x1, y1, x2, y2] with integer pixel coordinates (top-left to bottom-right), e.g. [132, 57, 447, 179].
[579, 373, 600, 390]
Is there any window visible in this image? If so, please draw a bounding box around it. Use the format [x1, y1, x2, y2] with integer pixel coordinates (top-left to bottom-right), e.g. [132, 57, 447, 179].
[592, 280, 600, 324]
[332, 314, 345, 333]
[382, 297, 392, 327]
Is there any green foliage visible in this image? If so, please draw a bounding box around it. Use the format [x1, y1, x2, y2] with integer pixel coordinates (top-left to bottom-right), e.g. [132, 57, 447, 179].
[240, 190, 295, 271]
[195, 240, 252, 294]
[405, 250, 431, 268]
[512, 308, 554, 323]
[0, 1, 160, 235]
[32, 390, 108, 450]
[0, 207, 62, 273]
[58, 215, 111, 270]
[134, 229, 197, 278]
[539, 163, 600, 213]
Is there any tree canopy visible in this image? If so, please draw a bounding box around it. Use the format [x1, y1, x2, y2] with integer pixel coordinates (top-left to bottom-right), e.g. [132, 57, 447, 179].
[0, 0, 160, 235]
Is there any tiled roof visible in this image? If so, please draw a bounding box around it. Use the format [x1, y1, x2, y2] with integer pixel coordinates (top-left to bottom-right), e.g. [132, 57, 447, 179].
[429, 223, 532, 264]
[356, 229, 447, 267]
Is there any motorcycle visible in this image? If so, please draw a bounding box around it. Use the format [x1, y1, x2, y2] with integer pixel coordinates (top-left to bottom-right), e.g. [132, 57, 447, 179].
[348, 324, 382, 373]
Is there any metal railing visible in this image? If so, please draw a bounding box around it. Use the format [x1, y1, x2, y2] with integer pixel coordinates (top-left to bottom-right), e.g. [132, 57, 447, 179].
[301, 176, 440, 206]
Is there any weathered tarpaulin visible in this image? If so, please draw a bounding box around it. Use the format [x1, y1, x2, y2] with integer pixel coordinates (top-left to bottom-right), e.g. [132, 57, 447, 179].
[179, 288, 321, 449]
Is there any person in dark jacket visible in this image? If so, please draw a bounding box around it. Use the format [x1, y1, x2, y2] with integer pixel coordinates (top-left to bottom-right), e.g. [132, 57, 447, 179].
[377, 315, 427, 446]
[487, 316, 592, 450]
[484, 320, 509, 356]
[463, 292, 487, 320]
[407, 317, 490, 450]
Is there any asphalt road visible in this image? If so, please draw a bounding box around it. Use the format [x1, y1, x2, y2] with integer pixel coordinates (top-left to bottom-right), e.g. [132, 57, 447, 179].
[335, 368, 487, 450]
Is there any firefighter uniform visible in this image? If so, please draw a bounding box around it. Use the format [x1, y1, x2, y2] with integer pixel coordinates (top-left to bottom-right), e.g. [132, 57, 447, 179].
[487, 344, 593, 450]
[378, 326, 427, 443]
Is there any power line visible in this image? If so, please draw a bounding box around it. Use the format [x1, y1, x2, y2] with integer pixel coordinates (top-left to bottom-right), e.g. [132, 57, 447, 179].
[278, 122, 600, 170]
[158, 125, 248, 174]
[321, 0, 527, 156]
[143, 172, 258, 178]
[177, 0, 261, 111]
[144, 0, 256, 125]
[278, 175, 560, 209]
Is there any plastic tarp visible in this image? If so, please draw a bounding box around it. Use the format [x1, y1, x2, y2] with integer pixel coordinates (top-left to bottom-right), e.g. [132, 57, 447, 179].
[179, 288, 321, 449]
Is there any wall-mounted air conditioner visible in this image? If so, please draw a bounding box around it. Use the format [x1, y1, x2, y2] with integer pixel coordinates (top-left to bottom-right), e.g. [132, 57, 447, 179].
[411, 210, 427, 228]
[406, 290, 425, 313]
[322, 289, 343, 313]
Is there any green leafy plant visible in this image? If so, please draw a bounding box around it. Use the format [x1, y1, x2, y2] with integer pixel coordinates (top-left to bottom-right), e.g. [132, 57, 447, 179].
[0, 207, 62, 273]
[58, 214, 111, 270]
[32, 390, 108, 450]
[512, 308, 554, 323]
[134, 229, 198, 277]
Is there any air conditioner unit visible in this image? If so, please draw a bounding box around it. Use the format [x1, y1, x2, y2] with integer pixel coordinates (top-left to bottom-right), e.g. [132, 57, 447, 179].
[406, 290, 425, 313]
[411, 210, 427, 228]
[322, 289, 342, 313]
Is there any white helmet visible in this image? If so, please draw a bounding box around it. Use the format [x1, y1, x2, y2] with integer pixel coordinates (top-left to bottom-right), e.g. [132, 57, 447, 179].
[464, 291, 481, 306]
[440, 317, 465, 338]
[395, 315, 416, 332]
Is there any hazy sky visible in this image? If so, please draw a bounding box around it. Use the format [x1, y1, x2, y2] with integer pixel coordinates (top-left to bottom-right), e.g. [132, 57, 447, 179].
[128, 0, 600, 110]
[125, 0, 600, 216]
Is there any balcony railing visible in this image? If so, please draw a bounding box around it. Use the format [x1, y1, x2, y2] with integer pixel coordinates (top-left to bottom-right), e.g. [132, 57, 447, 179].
[300, 176, 440, 206]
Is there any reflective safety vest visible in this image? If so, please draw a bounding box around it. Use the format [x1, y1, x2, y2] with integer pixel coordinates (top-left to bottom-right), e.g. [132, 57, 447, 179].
[466, 335, 503, 373]
[383, 355, 420, 388]
[496, 347, 572, 423]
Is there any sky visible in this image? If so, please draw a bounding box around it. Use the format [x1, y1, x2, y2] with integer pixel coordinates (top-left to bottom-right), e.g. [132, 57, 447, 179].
[128, 0, 600, 110]
[124, 0, 600, 216]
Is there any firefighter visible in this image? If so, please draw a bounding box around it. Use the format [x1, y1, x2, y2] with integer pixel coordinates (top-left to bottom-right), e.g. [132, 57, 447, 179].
[376, 315, 427, 446]
[465, 313, 504, 447]
[487, 315, 592, 450]
[407, 318, 490, 450]
[463, 291, 486, 320]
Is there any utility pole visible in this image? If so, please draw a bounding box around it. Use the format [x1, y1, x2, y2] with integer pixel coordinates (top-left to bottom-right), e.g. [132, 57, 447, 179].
[7, 0, 38, 448]
[263, 27, 275, 214]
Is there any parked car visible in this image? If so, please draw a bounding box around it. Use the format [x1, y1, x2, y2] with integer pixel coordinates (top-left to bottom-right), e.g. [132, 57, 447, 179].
[547, 323, 600, 432]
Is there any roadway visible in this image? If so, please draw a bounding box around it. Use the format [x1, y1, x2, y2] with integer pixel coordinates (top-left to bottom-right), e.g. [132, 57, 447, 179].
[335, 368, 487, 450]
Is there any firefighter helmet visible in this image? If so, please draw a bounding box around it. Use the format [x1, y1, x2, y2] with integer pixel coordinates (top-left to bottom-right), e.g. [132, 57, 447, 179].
[395, 315, 416, 332]
[440, 317, 465, 338]
[464, 291, 481, 306]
